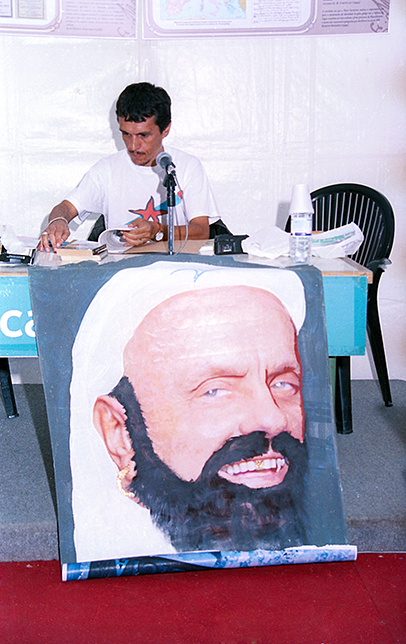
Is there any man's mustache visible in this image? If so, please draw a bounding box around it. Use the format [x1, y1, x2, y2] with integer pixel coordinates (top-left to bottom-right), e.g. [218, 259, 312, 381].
[198, 431, 270, 482]
[198, 430, 305, 489]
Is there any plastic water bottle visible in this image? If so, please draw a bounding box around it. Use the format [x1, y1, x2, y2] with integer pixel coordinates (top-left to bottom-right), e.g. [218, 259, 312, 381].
[289, 184, 314, 265]
[289, 212, 313, 264]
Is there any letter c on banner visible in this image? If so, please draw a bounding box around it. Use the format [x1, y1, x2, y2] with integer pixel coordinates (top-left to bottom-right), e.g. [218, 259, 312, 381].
[0, 310, 23, 338]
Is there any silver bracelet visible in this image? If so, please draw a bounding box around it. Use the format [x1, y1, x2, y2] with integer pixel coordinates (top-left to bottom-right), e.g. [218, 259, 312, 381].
[49, 216, 68, 225]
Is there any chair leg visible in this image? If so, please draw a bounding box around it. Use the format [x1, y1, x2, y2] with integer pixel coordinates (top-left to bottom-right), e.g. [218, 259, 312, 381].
[335, 356, 353, 434]
[0, 358, 19, 418]
[367, 298, 392, 407]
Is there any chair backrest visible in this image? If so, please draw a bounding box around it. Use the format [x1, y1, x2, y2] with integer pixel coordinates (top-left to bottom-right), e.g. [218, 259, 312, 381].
[88, 214, 106, 242]
[310, 183, 395, 270]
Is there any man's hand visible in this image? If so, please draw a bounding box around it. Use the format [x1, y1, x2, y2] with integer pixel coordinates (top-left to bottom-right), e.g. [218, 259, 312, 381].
[38, 218, 70, 252]
[38, 200, 78, 253]
[120, 216, 209, 247]
[121, 218, 158, 247]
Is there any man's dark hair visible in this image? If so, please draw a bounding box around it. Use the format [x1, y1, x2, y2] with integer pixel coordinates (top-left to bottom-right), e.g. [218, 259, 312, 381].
[116, 82, 171, 133]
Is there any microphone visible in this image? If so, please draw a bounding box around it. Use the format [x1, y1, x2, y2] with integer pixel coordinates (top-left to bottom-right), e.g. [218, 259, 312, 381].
[156, 151, 176, 175]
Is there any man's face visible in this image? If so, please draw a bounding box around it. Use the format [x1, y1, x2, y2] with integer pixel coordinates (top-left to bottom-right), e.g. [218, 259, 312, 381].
[118, 115, 170, 167]
[124, 286, 304, 488]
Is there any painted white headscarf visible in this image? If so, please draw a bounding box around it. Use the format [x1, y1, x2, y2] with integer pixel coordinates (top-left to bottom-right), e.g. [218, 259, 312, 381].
[70, 261, 306, 562]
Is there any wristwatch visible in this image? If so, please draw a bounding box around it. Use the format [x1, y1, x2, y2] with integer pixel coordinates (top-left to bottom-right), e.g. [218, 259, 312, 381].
[154, 224, 164, 242]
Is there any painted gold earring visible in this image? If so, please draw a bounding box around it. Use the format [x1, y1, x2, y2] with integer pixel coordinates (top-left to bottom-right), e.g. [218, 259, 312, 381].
[116, 464, 135, 499]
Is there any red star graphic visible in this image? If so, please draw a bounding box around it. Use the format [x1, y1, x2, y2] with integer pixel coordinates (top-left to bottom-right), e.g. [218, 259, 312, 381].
[129, 197, 167, 223]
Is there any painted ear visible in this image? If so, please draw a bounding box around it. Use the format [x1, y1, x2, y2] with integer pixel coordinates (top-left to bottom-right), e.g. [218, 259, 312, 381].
[93, 395, 135, 470]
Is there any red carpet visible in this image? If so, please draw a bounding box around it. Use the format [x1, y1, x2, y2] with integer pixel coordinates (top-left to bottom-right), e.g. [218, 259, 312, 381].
[1, 554, 405, 643]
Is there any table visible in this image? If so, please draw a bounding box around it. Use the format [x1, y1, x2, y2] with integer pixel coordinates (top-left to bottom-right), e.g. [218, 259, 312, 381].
[0, 251, 372, 431]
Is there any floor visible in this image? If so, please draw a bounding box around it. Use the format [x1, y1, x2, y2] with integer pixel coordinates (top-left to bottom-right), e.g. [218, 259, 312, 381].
[1, 554, 405, 644]
[0, 380, 405, 642]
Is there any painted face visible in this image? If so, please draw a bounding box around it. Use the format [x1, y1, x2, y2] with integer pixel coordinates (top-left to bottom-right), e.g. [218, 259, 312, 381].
[124, 286, 304, 488]
[118, 116, 170, 167]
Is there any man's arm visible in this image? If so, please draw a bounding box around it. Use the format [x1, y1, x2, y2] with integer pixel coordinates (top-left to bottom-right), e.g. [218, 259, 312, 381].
[121, 216, 209, 247]
[38, 200, 78, 253]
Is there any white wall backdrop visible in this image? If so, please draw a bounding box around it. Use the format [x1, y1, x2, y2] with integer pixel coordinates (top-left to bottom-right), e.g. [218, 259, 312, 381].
[1, 0, 405, 383]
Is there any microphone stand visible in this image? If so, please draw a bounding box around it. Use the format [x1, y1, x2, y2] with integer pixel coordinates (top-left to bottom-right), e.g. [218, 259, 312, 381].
[163, 171, 176, 255]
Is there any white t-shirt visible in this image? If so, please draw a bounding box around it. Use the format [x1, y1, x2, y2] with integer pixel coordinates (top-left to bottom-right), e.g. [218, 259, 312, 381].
[65, 145, 220, 230]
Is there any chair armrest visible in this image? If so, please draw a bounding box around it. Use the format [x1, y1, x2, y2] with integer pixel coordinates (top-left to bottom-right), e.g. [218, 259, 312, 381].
[367, 258, 392, 273]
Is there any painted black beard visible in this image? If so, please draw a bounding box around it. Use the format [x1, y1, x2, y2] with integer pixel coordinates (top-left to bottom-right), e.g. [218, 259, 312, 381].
[111, 376, 308, 553]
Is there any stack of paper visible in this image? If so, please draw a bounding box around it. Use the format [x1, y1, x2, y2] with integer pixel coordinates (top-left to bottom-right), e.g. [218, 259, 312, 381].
[55, 241, 107, 263]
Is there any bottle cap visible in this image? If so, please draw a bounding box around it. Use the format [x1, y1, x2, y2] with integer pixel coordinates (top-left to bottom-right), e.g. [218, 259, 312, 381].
[289, 184, 314, 214]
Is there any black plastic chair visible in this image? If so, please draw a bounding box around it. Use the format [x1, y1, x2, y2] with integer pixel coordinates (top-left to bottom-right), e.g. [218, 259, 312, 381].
[0, 358, 19, 418]
[288, 183, 395, 433]
[87, 214, 106, 242]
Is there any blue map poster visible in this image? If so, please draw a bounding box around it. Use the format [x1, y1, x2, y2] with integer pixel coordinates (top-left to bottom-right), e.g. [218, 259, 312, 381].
[143, 0, 390, 37]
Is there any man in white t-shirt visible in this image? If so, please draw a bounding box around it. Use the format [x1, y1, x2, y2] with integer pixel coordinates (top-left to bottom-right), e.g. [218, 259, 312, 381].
[39, 82, 220, 252]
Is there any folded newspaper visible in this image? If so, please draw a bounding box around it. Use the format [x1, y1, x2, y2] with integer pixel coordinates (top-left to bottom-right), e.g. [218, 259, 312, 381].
[311, 223, 364, 258]
[241, 223, 364, 260]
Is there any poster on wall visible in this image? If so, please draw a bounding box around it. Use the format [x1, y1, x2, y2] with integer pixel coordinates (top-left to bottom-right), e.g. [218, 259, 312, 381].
[29, 255, 355, 582]
[0, 0, 135, 37]
[143, 0, 390, 37]
[0, 0, 388, 37]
